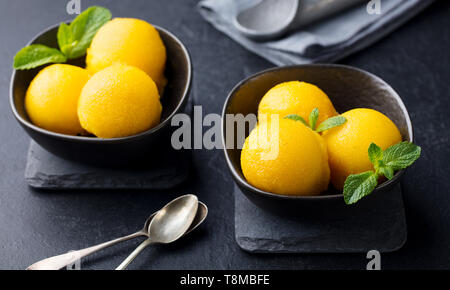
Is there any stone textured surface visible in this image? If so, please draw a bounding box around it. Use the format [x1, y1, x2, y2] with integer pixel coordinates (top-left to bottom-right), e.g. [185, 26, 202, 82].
[24, 99, 193, 190]
[235, 185, 406, 253]
[0, 0, 449, 270]
[25, 141, 190, 190]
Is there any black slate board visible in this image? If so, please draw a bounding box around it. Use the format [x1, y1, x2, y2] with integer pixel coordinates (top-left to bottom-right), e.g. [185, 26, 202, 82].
[24, 141, 190, 190]
[235, 184, 407, 253]
[24, 99, 193, 190]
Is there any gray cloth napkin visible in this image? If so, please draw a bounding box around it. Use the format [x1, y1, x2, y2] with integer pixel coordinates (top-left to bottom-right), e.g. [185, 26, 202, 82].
[198, 0, 434, 65]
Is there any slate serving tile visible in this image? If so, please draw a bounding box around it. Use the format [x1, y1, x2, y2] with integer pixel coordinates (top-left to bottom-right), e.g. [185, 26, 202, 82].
[235, 184, 407, 253]
[24, 100, 193, 190]
[25, 140, 190, 190]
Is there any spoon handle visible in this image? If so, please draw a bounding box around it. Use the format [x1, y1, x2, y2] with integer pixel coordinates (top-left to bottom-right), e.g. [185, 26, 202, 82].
[26, 231, 145, 270]
[115, 239, 154, 270]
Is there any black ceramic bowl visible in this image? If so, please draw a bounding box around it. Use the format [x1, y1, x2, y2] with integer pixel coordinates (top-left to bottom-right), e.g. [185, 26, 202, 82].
[222, 64, 413, 212]
[10, 23, 191, 166]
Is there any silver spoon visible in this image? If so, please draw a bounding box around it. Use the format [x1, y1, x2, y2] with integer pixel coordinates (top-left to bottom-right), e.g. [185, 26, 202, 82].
[234, 0, 365, 41]
[116, 200, 207, 270]
[26, 196, 205, 270]
[116, 194, 200, 270]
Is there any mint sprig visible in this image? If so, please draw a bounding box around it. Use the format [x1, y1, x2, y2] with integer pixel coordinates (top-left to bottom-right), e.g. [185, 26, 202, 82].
[383, 141, 422, 171]
[284, 108, 347, 133]
[316, 116, 347, 133]
[13, 6, 111, 70]
[343, 142, 421, 204]
[285, 114, 308, 126]
[13, 45, 67, 70]
[58, 6, 111, 59]
[309, 108, 319, 130]
[343, 171, 378, 204]
[368, 142, 383, 165]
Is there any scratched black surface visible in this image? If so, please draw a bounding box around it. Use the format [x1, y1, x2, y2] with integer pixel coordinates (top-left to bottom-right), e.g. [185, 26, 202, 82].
[0, 0, 449, 270]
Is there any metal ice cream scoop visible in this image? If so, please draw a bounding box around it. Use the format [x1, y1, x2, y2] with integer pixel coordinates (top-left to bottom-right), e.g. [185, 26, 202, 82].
[234, 0, 366, 41]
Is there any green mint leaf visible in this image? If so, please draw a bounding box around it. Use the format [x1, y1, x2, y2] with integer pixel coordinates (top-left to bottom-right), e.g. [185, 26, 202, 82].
[58, 6, 111, 59]
[13, 44, 67, 70]
[284, 114, 308, 126]
[378, 165, 394, 180]
[315, 116, 347, 133]
[383, 141, 421, 171]
[309, 108, 319, 130]
[368, 143, 383, 165]
[343, 171, 378, 205]
[57, 22, 75, 56]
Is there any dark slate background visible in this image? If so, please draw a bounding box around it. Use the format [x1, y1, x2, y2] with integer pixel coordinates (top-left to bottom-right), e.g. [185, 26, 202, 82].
[0, 0, 449, 270]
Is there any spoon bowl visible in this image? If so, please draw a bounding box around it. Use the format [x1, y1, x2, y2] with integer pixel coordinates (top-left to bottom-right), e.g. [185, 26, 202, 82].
[148, 194, 199, 244]
[143, 200, 207, 237]
[234, 0, 299, 41]
[115, 194, 202, 270]
[234, 0, 366, 41]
